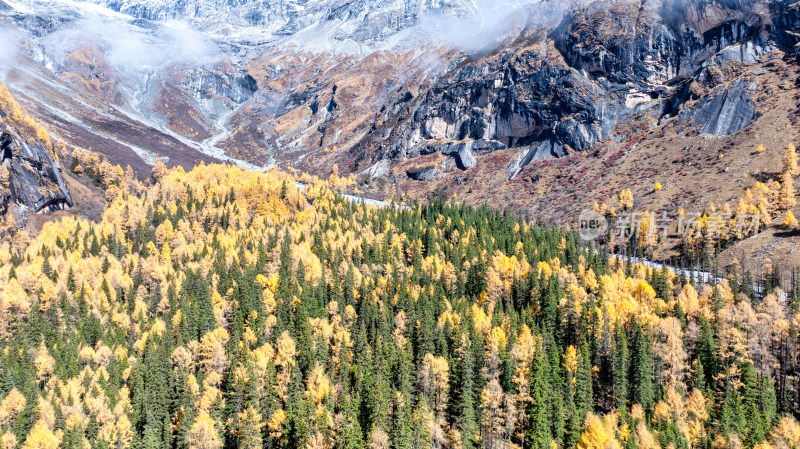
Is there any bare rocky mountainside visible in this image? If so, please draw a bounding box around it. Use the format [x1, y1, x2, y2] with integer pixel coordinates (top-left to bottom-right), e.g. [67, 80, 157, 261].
[0, 86, 72, 234]
[2, 0, 800, 267]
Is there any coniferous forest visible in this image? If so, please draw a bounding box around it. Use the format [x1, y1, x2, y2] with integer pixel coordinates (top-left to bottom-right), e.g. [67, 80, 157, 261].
[1, 163, 799, 449]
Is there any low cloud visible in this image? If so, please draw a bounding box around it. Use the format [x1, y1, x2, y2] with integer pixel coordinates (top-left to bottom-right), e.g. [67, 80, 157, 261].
[421, 0, 569, 52]
[39, 12, 220, 77]
[0, 26, 20, 80]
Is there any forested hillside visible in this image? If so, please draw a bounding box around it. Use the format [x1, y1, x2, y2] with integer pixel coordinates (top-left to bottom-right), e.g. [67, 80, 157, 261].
[0, 163, 798, 449]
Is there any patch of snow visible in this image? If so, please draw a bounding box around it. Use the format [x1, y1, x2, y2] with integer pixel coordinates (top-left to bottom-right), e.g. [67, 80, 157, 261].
[48, 0, 134, 19]
[2, 0, 34, 14]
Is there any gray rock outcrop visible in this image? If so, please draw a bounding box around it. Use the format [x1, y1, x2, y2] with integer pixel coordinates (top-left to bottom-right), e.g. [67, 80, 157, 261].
[0, 119, 72, 230]
[407, 167, 439, 181]
[352, 0, 799, 181]
[434, 139, 506, 170]
[507, 140, 567, 180]
[679, 79, 760, 136]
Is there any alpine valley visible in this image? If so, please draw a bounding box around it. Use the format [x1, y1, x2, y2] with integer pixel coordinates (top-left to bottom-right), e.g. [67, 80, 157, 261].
[2, 0, 800, 264]
[5, 3, 800, 449]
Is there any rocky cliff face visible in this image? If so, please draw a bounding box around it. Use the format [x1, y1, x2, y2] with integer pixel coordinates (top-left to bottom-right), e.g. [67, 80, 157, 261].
[356, 40, 609, 169]
[0, 117, 72, 231]
[679, 78, 760, 136]
[86, 0, 484, 46]
[2, 0, 800, 193]
[341, 0, 797, 181]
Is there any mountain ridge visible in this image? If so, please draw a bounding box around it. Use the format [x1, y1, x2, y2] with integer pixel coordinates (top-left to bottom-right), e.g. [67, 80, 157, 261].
[2, 0, 800, 270]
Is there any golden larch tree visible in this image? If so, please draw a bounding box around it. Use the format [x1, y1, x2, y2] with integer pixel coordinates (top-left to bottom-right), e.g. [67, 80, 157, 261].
[577, 413, 612, 449]
[187, 411, 222, 449]
[780, 171, 797, 211]
[783, 210, 798, 230]
[619, 189, 634, 211]
[21, 422, 60, 449]
[784, 143, 799, 176]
